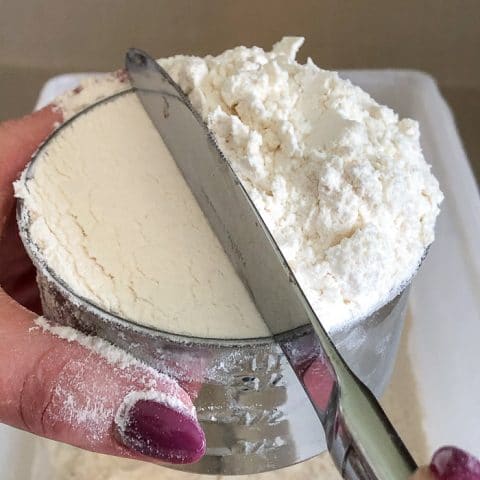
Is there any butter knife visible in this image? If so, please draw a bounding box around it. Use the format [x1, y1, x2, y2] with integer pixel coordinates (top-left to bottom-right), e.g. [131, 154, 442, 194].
[125, 49, 417, 480]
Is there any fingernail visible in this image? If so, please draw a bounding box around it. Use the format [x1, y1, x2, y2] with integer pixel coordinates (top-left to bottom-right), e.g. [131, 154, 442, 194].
[430, 446, 480, 480]
[115, 397, 206, 464]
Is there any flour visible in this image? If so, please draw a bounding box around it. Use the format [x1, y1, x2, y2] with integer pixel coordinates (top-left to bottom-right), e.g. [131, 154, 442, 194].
[159, 37, 443, 329]
[115, 390, 195, 435]
[35, 317, 162, 375]
[21, 94, 267, 338]
[54, 73, 128, 119]
[17, 37, 442, 337]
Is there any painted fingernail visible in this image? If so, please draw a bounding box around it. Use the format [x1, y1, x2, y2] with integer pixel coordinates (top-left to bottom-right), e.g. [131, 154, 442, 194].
[115, 394, 206, 464]
[430, 446, 480, 480]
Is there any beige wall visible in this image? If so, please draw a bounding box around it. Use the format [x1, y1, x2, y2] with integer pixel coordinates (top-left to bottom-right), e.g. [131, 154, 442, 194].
[1, 0, 479, 175]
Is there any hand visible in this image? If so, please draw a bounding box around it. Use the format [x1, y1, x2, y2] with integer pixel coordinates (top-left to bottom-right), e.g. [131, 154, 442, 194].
[0, 108, 206, 464]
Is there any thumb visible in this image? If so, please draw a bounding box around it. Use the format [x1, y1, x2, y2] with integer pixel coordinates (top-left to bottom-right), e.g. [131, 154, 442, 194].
[0, 298, 205, 464]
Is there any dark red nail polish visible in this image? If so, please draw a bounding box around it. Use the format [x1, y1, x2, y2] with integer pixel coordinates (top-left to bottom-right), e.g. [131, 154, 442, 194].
[117, 399, 206, 464]
[430, 446, 480, 480]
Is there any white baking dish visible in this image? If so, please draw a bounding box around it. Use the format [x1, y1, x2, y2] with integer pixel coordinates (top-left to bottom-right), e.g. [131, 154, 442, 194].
[1, 69, 479, 479]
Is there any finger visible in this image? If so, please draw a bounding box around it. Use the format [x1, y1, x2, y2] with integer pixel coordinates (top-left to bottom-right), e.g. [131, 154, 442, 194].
[0, 106, 61, 233]
[0, 298, 205, 464]
[429, 446, 480, 480]
[0, 208, 41, 312]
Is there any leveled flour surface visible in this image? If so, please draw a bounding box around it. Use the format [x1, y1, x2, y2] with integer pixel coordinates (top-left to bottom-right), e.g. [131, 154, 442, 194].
[18, 37, 442, 338]
[20, 94, 267, 338]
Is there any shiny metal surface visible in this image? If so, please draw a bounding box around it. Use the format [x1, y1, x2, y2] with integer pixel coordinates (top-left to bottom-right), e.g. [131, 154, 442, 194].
[125, 50, 417, 479]
[17, 86, 412, 476]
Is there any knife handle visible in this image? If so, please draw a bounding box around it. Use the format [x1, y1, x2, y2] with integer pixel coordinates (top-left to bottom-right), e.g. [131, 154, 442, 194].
[323, 370, 417, 480]
[280, 329, 417, 479]
[300, 320, 418, 480]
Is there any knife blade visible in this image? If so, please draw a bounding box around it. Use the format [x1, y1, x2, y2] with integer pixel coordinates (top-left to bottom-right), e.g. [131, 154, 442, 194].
[126, 48, 417, 480]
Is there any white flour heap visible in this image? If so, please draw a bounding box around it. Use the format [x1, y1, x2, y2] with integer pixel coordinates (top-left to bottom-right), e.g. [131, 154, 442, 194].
[17, 37, 442, 338]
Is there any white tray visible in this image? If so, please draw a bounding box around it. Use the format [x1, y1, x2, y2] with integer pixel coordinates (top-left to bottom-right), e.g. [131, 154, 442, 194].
[2, 70, 479, 479]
